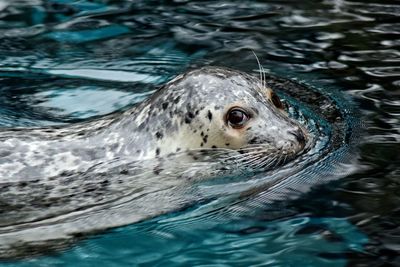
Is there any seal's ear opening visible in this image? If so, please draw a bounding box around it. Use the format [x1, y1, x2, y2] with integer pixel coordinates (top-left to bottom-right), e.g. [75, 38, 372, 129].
[263, 88, 284, 111]
[270, 92, 284, 110]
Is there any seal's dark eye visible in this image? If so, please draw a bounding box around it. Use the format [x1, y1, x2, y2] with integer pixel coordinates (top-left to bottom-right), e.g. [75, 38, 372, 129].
[226, 108, 249, 128]
[271, 92, 283, 109]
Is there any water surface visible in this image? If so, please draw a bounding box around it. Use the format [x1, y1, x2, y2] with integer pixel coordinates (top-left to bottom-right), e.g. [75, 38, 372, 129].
[0, 0, 399, 266]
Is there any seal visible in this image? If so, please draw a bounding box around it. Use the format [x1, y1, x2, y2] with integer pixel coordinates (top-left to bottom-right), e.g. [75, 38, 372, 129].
[0, 66, 307, 181]
[0, 66, 309, 259]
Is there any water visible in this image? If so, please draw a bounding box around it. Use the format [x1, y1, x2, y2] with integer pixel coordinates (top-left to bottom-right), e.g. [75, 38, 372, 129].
[0, 0, 399, 266]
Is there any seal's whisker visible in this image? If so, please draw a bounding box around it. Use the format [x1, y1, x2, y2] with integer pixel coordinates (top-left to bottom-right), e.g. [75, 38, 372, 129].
[251, 152, 284, 170]
[237, 145, 277, 153]
[246, 156, 269, 169]
[240, 147, 273, 152]
[224, 150, 263, 159]
[226, 154, 261, 166]
[250, 155, 275, 169]
[206, 143, 295, 171]
[223, 147, 284, 166]
[259, 160, 275, 170]
[262, 65, 266, 89]
[239, 145, 269, 150]
[273, 154, 284, 168]
[188, 147, 234, 153]
[281, 154, 288, 166]
[236, 153, 264, 165]
[252, 51, 263, 89]
[231, 153, 272, 166]
[235, 150, 279, 169]
[251, 51, 267, 89]
[244, 146, 277, 154]
[221, 148, 273, 161]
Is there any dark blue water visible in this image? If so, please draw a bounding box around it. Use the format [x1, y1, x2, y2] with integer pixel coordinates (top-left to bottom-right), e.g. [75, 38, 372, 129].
[0, 0, 399, 266]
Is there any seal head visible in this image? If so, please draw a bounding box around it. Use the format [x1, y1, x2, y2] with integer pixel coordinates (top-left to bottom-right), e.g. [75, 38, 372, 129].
[130, 66, 308, 168]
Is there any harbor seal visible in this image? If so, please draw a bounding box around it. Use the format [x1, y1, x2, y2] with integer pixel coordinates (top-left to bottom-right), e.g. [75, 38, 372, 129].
[0, 67, 308, 182]
[0, 66, 310, 259]
[0, 66, 307, 181]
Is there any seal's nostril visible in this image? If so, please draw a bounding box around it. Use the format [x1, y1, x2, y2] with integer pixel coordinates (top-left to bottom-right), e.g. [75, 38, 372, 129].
[289, 128, 306, 145]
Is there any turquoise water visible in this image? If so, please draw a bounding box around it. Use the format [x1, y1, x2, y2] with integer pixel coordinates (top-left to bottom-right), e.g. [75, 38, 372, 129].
[8, 216, 367, 266]
[0, 0, 399, 266]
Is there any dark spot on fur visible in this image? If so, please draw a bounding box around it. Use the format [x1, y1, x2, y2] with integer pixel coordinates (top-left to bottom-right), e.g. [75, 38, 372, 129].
[155, 131, 163, 139]
[138, 123, 145, 131]
[185, 116, 192, 124]
[200, 142, 204, 147]
[120, 170, 129, 175]
[203, 135, 208, 143]
[174, 96, 181, 103]
[101, 180, 110, 186]
[225, 143, 230, 146]
[246, 127, 252, 131]
[249, 137, 259, 144]
[207, 110, 213, 121]
[188, 151, 198, 160]
[212, 145, 217, 148]
[84, 187, 96, 193]
[162, 102, 168, 110]
[176, 148, 181, 152]
[153, 167, 163, 175]
[136, 150, 141, 153]
[185, 111, 195, 124]
[200, 131, 204, 137]
[156, 148, 160, 157]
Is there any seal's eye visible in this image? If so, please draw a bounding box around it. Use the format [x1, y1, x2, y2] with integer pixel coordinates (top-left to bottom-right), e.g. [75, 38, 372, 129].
[271, 92, 283, 109]
[226, 108, 249, 128]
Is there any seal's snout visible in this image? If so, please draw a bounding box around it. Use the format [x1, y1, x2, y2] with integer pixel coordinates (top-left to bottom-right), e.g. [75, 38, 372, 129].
[289, 128, 307, 147]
